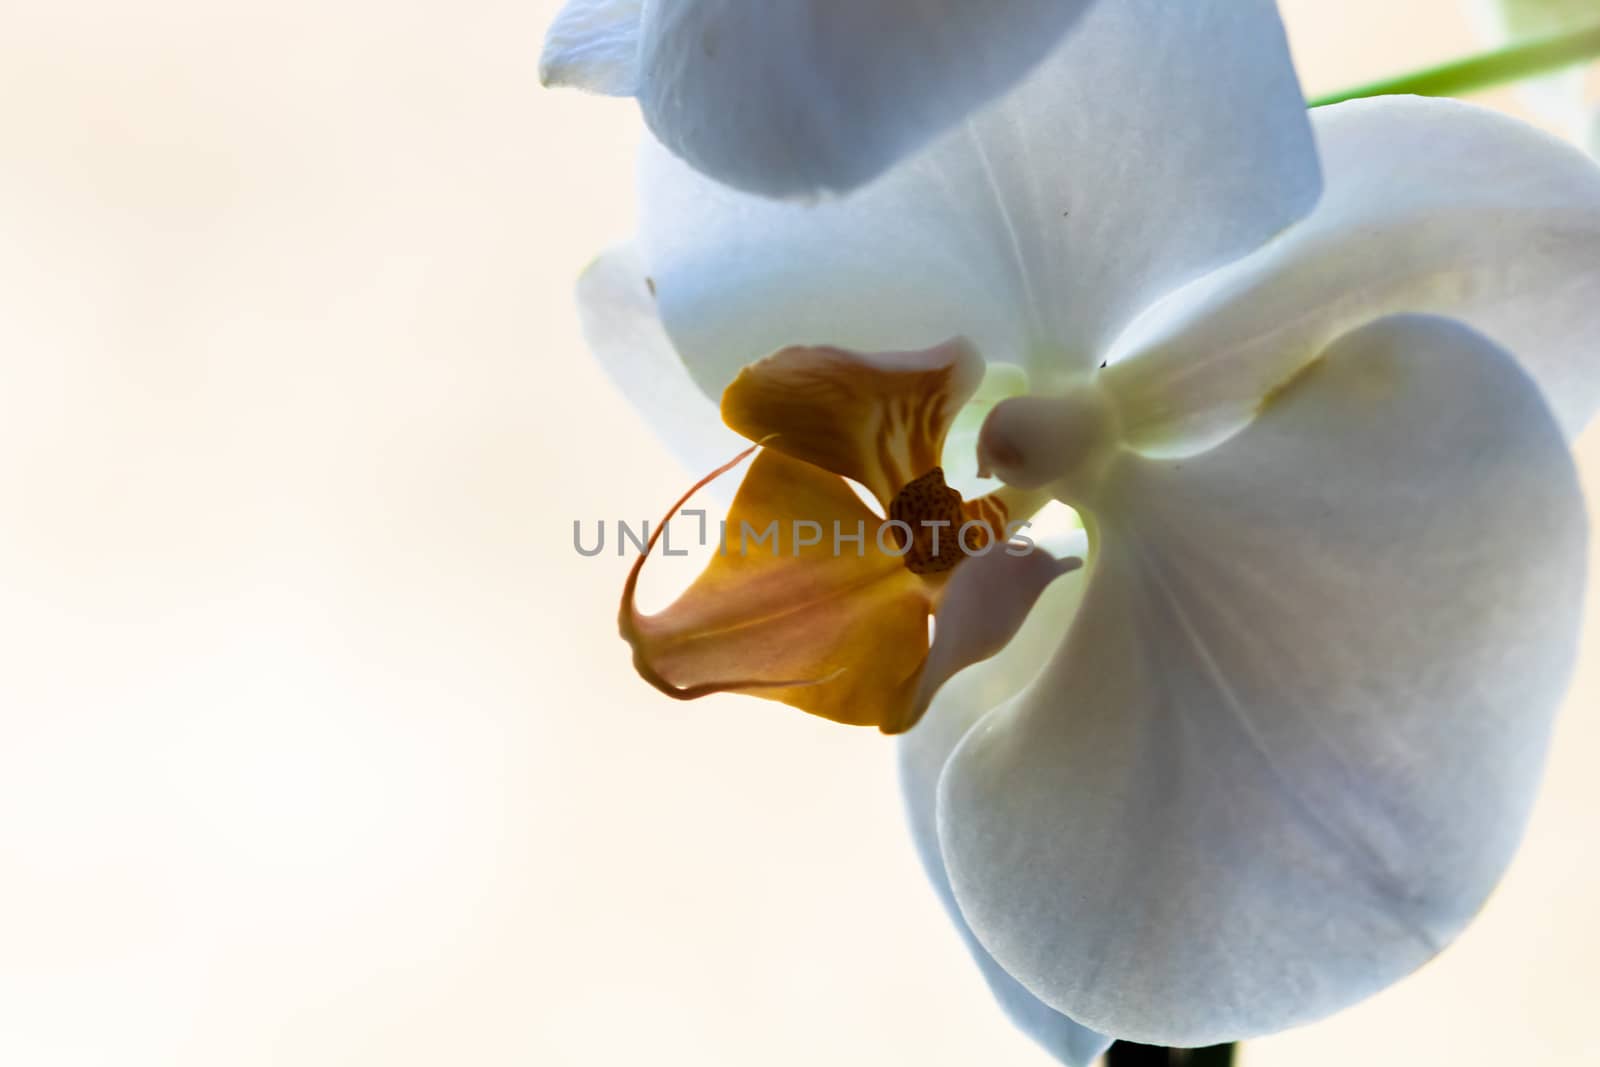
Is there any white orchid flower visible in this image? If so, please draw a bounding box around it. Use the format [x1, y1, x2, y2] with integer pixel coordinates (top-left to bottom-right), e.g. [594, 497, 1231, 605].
[540, 0, 1102, 198]
[1472, 0, 1600, 156]
[574, 0, 1600, 1060]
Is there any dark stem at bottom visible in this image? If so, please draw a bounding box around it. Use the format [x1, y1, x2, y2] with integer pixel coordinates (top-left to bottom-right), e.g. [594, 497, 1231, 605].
[1105, 1041, 1236, 1067]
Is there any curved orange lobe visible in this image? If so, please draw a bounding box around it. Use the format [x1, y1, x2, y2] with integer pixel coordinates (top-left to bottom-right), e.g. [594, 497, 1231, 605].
[720, 339, 985, 509]
[621, 448, 935, 731]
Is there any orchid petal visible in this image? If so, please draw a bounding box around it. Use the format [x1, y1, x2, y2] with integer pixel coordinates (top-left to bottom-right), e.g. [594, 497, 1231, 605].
[640, 0, 1321, 397]
[540, 0, 642, 96]
[1106, 97, 1600, 451]
[576, 245, 745, 476]
[915, 544, 1083, 723]
[899, 542, 1108, 1066]
[623, 448, 932, 731]
[633, 0, 1101, 199]
[940, 315, 1586, 1046]
[721, 339, 984, 510]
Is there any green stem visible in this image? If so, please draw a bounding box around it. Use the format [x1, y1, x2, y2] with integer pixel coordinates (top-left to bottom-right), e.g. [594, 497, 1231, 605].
[1309, 23, 1600, 108]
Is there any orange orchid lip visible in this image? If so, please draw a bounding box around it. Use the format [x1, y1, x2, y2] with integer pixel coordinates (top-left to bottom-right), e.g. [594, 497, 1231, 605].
[617, 339, 1065, 734]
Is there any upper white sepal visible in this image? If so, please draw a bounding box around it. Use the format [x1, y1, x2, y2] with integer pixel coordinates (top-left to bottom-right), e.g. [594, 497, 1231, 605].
[540, 0, 643, 96]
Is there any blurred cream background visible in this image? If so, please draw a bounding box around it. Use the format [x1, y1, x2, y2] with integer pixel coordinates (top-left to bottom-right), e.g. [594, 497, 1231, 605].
[0, 1, 1593, 1064]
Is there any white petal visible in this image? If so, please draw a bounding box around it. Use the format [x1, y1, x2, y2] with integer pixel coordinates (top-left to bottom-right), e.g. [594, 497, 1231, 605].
[899, 546, 1108, 1066]
[635, 0, 1096, 199]
[576, 245, 746, 474]
[1106, 97, 1600, 450]
[640, 0, 1320, 398]
[939, 315, 1587, 1046]
[917, 539, 1084, 723]
[540, 0, 643, 96]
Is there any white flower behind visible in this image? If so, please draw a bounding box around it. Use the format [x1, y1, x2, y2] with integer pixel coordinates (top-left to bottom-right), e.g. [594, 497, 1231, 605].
[1472, 0, 1600, 156]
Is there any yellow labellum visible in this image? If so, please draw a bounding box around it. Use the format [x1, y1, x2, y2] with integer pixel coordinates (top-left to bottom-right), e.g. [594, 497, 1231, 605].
[619, 339, 1034, 733]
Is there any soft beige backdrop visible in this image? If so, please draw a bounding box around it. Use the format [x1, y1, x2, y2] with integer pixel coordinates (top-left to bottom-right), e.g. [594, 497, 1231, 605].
[0, 2, 1593, 1064]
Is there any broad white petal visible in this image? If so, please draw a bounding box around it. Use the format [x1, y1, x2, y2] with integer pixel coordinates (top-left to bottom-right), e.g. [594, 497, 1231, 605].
[940, 315, 1586, 1046]
[576, 245, 745, 474]
[540, 0, 643, 96]
[635, 0, 1097, 198]
[1106, 97, 1600, 450]
[640, 0, 1320, 398]
[899, 543, 1108, 1066]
